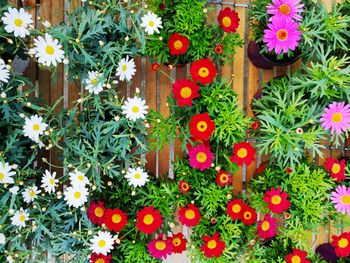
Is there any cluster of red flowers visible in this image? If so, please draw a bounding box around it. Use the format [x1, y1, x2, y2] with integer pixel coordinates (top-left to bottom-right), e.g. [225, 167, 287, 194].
[147, 233, 188, 259]
[331, 231, 350, 258]
[227, 199, 257, 225]
[324, 157, 347, 182]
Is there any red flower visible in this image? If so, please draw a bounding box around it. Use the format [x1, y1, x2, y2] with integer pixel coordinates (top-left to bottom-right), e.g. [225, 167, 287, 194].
[324, 158, 346, 182]
[172, 79, 200, 107]
[230, 142, 256, 166]
[136, 206, 163, 234]
[255, 163, 266, 174]
[286, 167, 293, 174]
[251, 121, 260, 130]
[168, 33, 190, 56]
[284, 248, 310, 263]
[241, 205, 257, 226]
[227, 199, 245, 220]
[189, 112, 215, 140]
[257, 214, 277, 240]
[179, 180, 190, 195]
[159, 3, 165, 10]
[190, 58, 218, 85]
[104, 208, 128, 232]
[89, 253, 112, 263]
[331, 232, 350, 257]
[214, 44, 224, 55]
[168, 233, 187, 254]
[178, 204, 202, 227]
[263, 187, 290, 214]
[218, 7, 240, 33]
[200, 232, 226, 258]
[147, 236, 173, 259]
[151, 62, 160, 72]
[87, 201, 106, 226]
[216, 170, 232, 187]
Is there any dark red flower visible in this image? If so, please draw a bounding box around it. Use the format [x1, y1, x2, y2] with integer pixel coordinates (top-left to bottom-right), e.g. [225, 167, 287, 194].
[230, 142, 256, 166]
[104, 208, 128, 232]
[189, 112, 215, 141]
[151, 62, 160, 72]
[87, 201, 106, 226]
[136, 206, 163, 234]
[255, 163, 266, 174]
[179, 180, 190, 195]
[168, 33, 190, 56]
[200, 232, 226, 258]
[214, 44, 224, 55]
[324, 158, 346, 182]
[218, 7, 240, 33]
[251, 121, 260, 130]
[215, 170, 232, 187]
[168, 233, 187, 254]
[286, 167, 293, 174]
[172, 79, 200, 107]
[159, 3, 165, 10]
[89, 253, 112, 263]
[190, 58, 218, 85]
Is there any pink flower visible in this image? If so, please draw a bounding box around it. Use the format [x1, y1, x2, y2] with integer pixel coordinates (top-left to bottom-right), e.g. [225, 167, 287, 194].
[321, 102, 350, 135]
[147, 236, 173, 259]
[331, 185, 350, 216]
[188, 144, 214, 171]
[263, 17, 302, 55]
[257, 214, 277, 240]
[267, 0, 304, 21]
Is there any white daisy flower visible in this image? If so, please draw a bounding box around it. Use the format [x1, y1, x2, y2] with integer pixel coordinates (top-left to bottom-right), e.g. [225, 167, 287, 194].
[0, 233, 5, 244]
[33, 33, 65, 67]
[9, 186, 19, 195]
[0, 162, 15, 184]
[0, 60, 10, 84]
[90, 231, 114, 256]
[64, 184, 89, 208]
[1, 7, 33, 37]
[140, 11, 163, 35]
[22, 185, 41, 203]
[116, 56, 136, 82]
[23, 114, 48, 143]
[125, 167, 149, 187]
[84, 71, 103, 94]
[41, 170, 58, 193]
[121, 97, 149, 121]
[69, 169, 89, 187]
[11, 208, 29, 229]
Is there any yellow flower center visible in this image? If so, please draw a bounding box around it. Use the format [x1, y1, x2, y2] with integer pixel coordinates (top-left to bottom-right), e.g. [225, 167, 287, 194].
[338, 238, 349, 248]
[95, 207, 104, 218]
[134, 173, 141, 179]
[222, 16, 232, 27]
[261, 221, 270, 231]
[49, 178, 55, 185]
[155, 241, 166, 251]
[332, 112, 343, 123]
[132, 106, 139, 113]
[237, 148, 248, 159]
[185, 209, 195, 219]
[33, 124, 40, 131]
[180, 87, 192, 99]
[341, 195, 350, 205]
[172, 237, 181, 246]
[74, 191, 81, 199]
[244, 211, 252, 219]
[331, 163, 341, 174]
[143, 214, 154, 225]
[19, 214, 26, 222]
[14, 18, 23, 27]
[122, 65, 128, 71]
[207, 240, 217, 249]
[196, 152, 207, 163]
[198, 67, 209, 78]
[112, 214, 122, 223]
[78, 175, 85, 181]
[271, 195, 282, 205]
[98, 240, 106, 248]
[220, 174, 228, 183]
[232, 204, 241, 213]
[291, 256, 301, 263]
[95, 259, 105, 263]
[148, 21, 155, 27]
[181, 183, 189, 190]
[90, 78, 98, 85]
[279, 4, 291, 15]
[46, 45, 55, 55]
[173, 40, 183, 50]
[0, 172, 4, 180]
[196, 121, 208, 132]
[29, 190, 36, 198]
[276, 29, 288, 41]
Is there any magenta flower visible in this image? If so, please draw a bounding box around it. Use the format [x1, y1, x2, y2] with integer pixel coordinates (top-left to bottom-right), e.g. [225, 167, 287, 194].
[330, 185, 350, 216]
[267, 0, 304, 21]
[188, 144, 214, 171]
[321, 102, 350, 135]
[147, 237, 173, 259]
[263, 17, 302, 55]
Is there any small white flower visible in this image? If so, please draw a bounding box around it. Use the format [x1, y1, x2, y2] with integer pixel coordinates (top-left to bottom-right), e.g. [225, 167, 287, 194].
[121, 97, 149, 121]
[64, 184, 89, 208]
[90, 231, 114, 255]
[1, 7, 33, 37]
[116, 56, 136, 82]
[42, 20, 51, 28]
[140, 11, 163, 35]
[0, 60, 10, 84]
[11, 208, 29, 229]
[124, 167, 149, 187]
[0, 233, 6, 244]
[84, 71, 103, 95]
[6, 255, 14, 263]
[28, 48, 36, 56]
[9, 186, 19, 195]
[0, 162, 15, 184]
[69, 169, 89, 187]
[22, 185, 41, 203]
[23, 114, 48, 143]
[41, 170, 58, 193]
[33, 33, 65, 67]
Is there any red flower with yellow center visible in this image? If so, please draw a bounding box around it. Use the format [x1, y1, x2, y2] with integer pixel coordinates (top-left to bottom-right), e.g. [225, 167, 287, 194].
[284, 248, 310, 263]
[147, 236, 173, 259]
[216, 170, 232, 187]
[168, 233, 187, 254]
[263, 187, 291, 214]
[189, 112, 215, 140]
[136, 206, 163, 234]
[178, 204, 202, 227]
[87, 201, 106, 226]
[200, 232, 226, 258]
[179, 180, 190, 195]
[89, 253, 112, 263]
[168, 33, 190, 56]
[214, 44, 224, 55]
[324, 157, 346, 182]
[172, 79, 200, 107]
[190, 58, 218, 85]
[104, 208, 128, 232]
[230, 142, 256, 166]
[227, 199, 245, 220]
[331, 232, 350, 257]
[217, 7, 240, 33]
[257, 214, 277, 240]
[241, 205, 257, 226]
[151, 62, 160, 72]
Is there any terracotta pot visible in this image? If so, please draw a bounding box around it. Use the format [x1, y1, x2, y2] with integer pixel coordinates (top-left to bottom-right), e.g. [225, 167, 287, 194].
[247, 41, 300, 69]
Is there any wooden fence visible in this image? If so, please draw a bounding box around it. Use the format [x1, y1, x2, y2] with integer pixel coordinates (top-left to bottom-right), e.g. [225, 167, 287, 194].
[7, 0, 350, 262]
